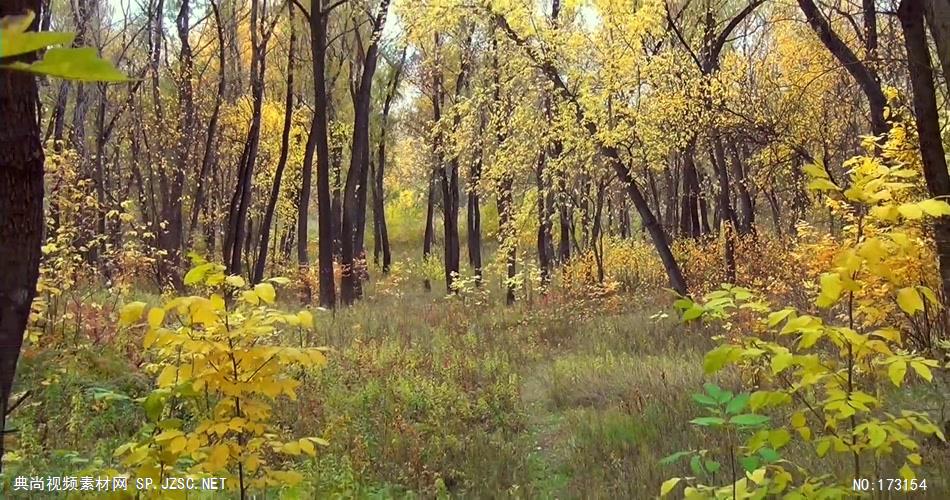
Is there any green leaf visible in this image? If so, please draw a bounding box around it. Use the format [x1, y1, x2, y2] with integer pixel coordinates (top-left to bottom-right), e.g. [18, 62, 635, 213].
[739, 456, 760, 472]
[143, 393, 165, 422]
[682, 305, 704, 321]
[5, 47, 128, 82]
[690, 416, 725, 427]
[704, 460, 721, 474]
[730, 414, 770, 427]
[689, 455, 704, 476]
[659, 450, 691, 465]
[1, 30, 75, 58]
[758, 447, 779, 463]
[691, 393, 718, 407]
[703, 346, 741, 374]
[184, 263, 214, 285]
[888, 359, 907, 386]
[725, 393, 750, 415]
[766, 308, 794, 327]
[703, 383, 723, 399]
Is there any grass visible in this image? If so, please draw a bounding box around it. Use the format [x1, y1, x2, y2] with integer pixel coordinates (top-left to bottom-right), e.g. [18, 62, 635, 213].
[4, 252, 950, 498]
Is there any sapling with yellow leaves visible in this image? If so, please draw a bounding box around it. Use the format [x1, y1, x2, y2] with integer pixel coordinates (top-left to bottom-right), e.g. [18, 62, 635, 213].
[114, 255, 328, 498]
[662, 116, 947, 499]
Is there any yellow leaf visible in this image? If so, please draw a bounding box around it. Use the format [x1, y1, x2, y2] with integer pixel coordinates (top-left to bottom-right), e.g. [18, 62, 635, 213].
[155, 429, 184, 442]
[298, 438, 316, 456]
[871, 328, 901, 345]
[254, 283, 276, 304]
[157, 366, 178, 388]
[867, 423, 886, 447]
[771, 352, 794, 375]
[907, 453, 922, 465]
[918, 199, 950, 217]
[210, 294, 226, 311]
[226, 275, 246, 288]
[898, 203, 924, 220]
[298, 311, 314, 329]
[896, 287, 924, 315]
[660, 477, 681, 497]
[910, 360, 933, 382]
[281, 441, 301, 456]
[147, 307, 165, 329]
[790, 412, 806, 428]
[899, 463, 916, 480]
[819, 273, 842, 300]
[888, 360, 907, 386]
[207, 444, 230, 471]
[242, 290, 260, 305]
[808, 178, 839, 191]
[169, 436, 187, 454]
[119, 302, 147, 326]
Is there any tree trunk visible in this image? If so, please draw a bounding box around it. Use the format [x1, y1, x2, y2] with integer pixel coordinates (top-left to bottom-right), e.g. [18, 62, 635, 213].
[0, 0, 44, 469]
[253, 15, 295, 284]
[467, 136, 483, 283]
[340, 0, 391, 305]
[898, 0, 950, 301]
[189, 0, 226, 245]
[225, 0, 266, 276]
[299, 0, 336, 308]
[423, 169, 437, 291]
[372, 50, 404, 274]
[797, 0, 888, 137]
[924, 0, 950, 95]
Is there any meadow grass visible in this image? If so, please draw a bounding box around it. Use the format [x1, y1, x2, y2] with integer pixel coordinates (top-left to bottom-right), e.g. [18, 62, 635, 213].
[5, 251, 950, 499]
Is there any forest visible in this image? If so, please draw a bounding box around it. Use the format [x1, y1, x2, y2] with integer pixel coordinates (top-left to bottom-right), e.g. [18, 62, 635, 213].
[1, 0, 950, 497]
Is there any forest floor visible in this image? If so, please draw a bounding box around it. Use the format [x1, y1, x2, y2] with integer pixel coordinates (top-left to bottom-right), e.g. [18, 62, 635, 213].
[7, 254, 950, 499]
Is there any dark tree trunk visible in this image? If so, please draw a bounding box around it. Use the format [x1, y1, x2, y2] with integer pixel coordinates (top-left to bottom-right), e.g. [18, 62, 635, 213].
[710, 133, 737, 282]
[536, 149, 553, 289]
[924, 0, 950, 95]
[189, 0, 226, 245]
[297, 0, 336, 308]
[467, 133, 484, 283]
[253, 15, 296, 284]
[681, 145, 702, 238]
[498, 175, 516, 305]
[225, 0, 266, 276]
[898, 0, 950, 301]
[340, 0, 391, 305]
[557, 172, 572, 263]
[729, 142, 755, 234]
[423, 169, 437, 291]
[797, 0, 888, 137]
[371, 50, 404, 274]
[0, 0, 44, 469]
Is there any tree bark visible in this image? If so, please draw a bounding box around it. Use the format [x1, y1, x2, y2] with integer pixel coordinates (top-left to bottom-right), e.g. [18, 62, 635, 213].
[225, 0, 266, 276]
[924, 0, 950, 96]
[254, 13, 296, 284]
[797, 0, 888, 137]
[898, 0, 950, 301]
[189, 0, 226, 245]
[340, 0, 391, 305]
[0, 0, 44, 469]
[371, 49, 405, 273]
[423, 169, 437, 291]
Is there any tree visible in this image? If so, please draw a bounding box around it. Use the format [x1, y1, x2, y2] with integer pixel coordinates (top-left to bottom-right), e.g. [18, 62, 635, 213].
[340, 0, 391, 305]
[0, 4, 125, 467]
